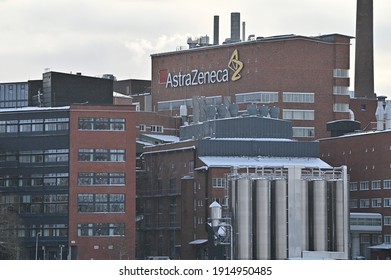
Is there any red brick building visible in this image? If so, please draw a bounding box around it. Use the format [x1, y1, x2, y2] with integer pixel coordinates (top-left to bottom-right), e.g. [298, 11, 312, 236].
[320, 126, 391, 259]
[150, 34, 370, 140]
[68, 104, 136, 260]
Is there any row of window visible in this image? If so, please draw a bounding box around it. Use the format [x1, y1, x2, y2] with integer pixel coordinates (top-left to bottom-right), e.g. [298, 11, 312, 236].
[77, 194, 125, 213]
[350, 180, 391, 191]
[0, 173, 69, 188]
[77, 223, 125, 237]
[139, 124, 164, 133]
[351, 216, 391, 227]
[0, 118, 69, 134]
[15, 224, 68, 238]
[157, 96, 221, 111]
[0, 194, 68, 214]
[350, 198, 391, 208]
[78, 172, 125, 186]
[78, 149, 125, 162]
[78, 118, 125, 131]
[0, 149, 69, 164]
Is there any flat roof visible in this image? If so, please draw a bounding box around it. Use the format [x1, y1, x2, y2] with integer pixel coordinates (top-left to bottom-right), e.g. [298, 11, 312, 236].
[198, 156, 331, 169]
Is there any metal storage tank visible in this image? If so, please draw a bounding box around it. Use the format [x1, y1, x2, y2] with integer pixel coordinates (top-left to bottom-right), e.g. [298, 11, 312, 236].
[335, 180, 345, 252]
[313, 180, 328, 251]
[254, 178, 271, 259]
[236, 178, 252, 259]
[274, 179, 287, 259]
[301, 179, 309, 251]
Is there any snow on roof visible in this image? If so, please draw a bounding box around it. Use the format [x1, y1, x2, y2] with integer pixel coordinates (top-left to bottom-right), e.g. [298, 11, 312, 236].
[113, 91, 132, 98]
[209, 138, 295, 142]
[143, 134, 180, 143]
[198, 156, 332, 169]
[0, 106, 70, 113]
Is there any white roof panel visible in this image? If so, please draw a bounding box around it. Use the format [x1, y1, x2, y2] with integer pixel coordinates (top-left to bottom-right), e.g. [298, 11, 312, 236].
[198, 156, 332, 169]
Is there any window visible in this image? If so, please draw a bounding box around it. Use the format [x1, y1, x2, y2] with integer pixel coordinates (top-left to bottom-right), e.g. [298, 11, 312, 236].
[77, 223, 125, 237]
[384, 216, 391, 226]
[78, 194, 125, 213]
[384, 235, 391, 244]
[372, 198, 382, 208]
[384, 198, 391, 207]
[78, 149, 125, 162]
[212, 178, 226, 188]
[360, 199, 370, 208]
[236, 91, 278, 104]
[292, 127, 315, 138]
[333, 103, 350, 112]
[78, 172, 125, 186]
[350, 199, 358, 208]
[359, 181, 369, 191]
[283, 109, 314, 120]
[333, 69, 349, 78]
[151, 125, 163, 133]
[350, 182, 358, 191]
[371, 180, 381, 190]
[384, 180, 391, 189]
[78, 118, 125, 131]
[139, 124, 146, 132]
[333, 86, 349, 95]
[283, 92, 314, 103]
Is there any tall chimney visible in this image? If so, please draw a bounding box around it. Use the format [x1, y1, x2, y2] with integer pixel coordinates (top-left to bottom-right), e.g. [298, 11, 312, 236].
[354, 0, 375, 99]
[231, 12, 240, 42]
[242, 21, 246, 42]
[213, 15, 219, 45]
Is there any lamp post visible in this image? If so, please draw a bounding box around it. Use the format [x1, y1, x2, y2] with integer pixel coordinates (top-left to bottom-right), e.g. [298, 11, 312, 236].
[35, 232, 41, 260]
[59, 245, 64, 260]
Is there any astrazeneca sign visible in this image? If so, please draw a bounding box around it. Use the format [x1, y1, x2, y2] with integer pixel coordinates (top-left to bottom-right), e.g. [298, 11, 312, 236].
[165, 49, 244, 88]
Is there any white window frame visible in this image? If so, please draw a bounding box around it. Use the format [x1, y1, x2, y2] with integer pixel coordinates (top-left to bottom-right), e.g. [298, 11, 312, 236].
[292, 127, 315, 138]
[371, 180, 381, 190]
[283, 109, 314, 120]
[283, 92, 314, 103]
[384, 216, 391, 226]
[384, 180, 391, 189]
[371, 198, 382, 208]
[359, 181, 369, 191]
[151, 125, 163, 133]
[360, 199, 370, 208]
[350, 182, 358, 191]
[384, 198, 391, 207]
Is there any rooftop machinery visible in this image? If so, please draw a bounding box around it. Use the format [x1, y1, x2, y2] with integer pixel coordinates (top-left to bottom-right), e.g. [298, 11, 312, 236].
[227, 165, 349, 260]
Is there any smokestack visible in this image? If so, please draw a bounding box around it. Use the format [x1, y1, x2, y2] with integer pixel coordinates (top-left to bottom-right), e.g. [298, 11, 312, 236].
[213, 15, 219, 45]
[242, 21, 246, 42]
[354, 0, 375, 99]
[231, 12, 240, 42]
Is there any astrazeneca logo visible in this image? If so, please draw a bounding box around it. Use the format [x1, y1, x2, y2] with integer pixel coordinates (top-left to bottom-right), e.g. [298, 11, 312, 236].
[164, 49, 244, 88]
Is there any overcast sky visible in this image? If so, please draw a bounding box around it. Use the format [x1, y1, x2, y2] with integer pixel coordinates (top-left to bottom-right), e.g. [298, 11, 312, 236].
[0, 0, 390, 96]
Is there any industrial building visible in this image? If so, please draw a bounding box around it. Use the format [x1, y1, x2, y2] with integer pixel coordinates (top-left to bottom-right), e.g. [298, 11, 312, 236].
[150, 26, 377, 140]
[137, 110, 350, 260]
[320, 99, 391, 259]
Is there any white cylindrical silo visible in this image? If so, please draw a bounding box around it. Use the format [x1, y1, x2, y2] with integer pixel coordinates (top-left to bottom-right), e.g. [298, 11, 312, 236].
[385, 100, 391, 130]
[301, 180, 309, 251]
[313, 180, 328, 251]
[236, 178, 252, 259]
[274, 179, 287, 260]
[255, 178, 271, 260]
[335, 180, 344, 252]
[375, 100, 385, 131]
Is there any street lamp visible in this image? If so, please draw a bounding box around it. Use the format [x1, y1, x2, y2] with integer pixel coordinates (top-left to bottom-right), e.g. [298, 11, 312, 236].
[35, 232, 41, 260]
[59, 245, 65, 260]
